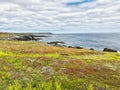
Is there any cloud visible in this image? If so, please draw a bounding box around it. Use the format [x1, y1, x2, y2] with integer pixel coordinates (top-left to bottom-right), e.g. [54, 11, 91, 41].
[0, 0, 120, 32]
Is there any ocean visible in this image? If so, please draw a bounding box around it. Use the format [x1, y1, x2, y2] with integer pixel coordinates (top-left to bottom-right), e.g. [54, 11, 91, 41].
[40, 33, 120, 51]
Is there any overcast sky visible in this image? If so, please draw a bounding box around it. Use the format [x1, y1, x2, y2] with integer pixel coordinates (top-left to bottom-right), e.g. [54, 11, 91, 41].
[0, 0, 120, 33]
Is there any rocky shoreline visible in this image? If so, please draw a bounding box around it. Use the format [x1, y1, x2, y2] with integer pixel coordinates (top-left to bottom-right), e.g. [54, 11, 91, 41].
[0, 32, 118, 53]
[47, 41, 118, 53]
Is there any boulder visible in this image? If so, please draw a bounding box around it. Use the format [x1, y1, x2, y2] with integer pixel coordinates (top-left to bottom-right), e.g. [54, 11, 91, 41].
[74, 46, 83, 49]
[90, 48, 94, 50]
[47, 41, 65, 46]
[68, 46, 83, 49]
[47, 41, 67, 47]
[68, 46, 74, 48]
[103, 48, 117, 52]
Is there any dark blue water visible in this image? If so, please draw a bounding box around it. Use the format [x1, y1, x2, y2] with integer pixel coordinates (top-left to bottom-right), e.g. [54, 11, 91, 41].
[41, 33, 120, 51]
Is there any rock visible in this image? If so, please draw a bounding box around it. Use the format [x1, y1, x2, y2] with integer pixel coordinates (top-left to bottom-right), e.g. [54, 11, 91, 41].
[90, 48, 94, 50]
[103, 48, 117, 52]
[48, 41, 65, 44]
[68, 46, 74, 48]
[68, 46, 83, 49]
[12, 35, 40, 41]
[47, 41, 65, 46]
[41, 66, 55, 75]
[74, 46, 83, 49]
[30, 35, 50, 37]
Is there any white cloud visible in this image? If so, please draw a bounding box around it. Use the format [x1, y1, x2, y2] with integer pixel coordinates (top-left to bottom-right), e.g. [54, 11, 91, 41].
[0, 0, 120, 32]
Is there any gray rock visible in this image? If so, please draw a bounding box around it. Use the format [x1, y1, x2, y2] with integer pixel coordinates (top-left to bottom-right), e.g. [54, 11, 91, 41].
[68, 46, 83, 49]
[103, 48, 117, 52]
[68, 46, 74, 48]
[90, 48, 94, 50]
[48, 41, 65, 45]
[41, 66, 55, 75]
[47, 41, 65, 47]
[12, 35, 40, 41]
[74, 46, 83, 49]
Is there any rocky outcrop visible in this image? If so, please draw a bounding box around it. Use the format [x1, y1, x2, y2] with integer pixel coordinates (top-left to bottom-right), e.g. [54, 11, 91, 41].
[68, 46, 83, 49]
[48, 41, 65, 45]
[12, 35, 40, 41]
[12, 33, 52, 41]
[48, 41, 65, 44]
[74, 46, 83, 49]
[30, 35, 50, 37]
[103, 48, 117, 52]
[90, 48, 94, 50]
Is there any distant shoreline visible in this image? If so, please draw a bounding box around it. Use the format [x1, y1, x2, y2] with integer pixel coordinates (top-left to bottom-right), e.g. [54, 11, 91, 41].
[0, 32, 53, 34]
[0, 32, 119, 53]
[1, 31, 120, 34]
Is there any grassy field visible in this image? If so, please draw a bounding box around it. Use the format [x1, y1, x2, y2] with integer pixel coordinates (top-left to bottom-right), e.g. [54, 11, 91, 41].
[0, 33, 120, 90]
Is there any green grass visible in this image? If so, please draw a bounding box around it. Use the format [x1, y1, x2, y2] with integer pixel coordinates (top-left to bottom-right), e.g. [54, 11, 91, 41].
[0, 33, 120, 89]
[7, 80, 62, 90]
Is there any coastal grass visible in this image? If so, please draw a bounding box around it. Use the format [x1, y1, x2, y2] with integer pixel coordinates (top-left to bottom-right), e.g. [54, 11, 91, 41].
[0, 33, 15, 39]
[0, 33, 120, 90]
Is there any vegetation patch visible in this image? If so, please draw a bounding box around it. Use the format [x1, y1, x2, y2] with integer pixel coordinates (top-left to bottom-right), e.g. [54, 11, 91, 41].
[0, 34, 120, 90]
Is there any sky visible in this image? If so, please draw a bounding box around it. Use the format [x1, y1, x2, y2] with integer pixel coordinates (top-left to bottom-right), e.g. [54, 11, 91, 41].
[0, 0, 120, 33]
